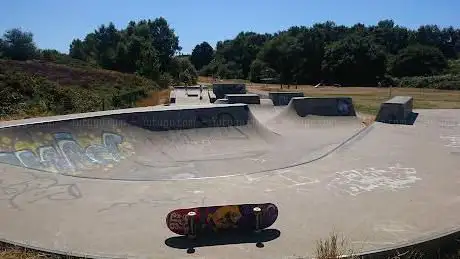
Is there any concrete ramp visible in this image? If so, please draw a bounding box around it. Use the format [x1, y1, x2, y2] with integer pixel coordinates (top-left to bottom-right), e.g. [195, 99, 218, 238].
[0, 102, 365, 181]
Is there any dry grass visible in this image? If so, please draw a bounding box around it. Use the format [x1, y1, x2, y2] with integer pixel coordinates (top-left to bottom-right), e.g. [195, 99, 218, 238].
[315, 232, 358, 259]
[0, 243, 64, 259]
[198, 78, 460, 116]
[246, 83, 460, 116]
[135, 89, 172, 107]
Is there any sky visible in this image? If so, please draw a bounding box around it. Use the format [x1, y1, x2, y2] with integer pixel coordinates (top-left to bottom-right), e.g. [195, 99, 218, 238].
[1, 0, 459, 54]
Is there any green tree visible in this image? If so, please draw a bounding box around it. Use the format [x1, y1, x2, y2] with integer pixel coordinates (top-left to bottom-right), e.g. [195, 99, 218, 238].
[68, 18, 181, 81]
[190, 41, 214, 70]
[257, 34, 302, 85]
[1, 28, 38, 60]
[322, 35, 387, 85]
[169, 56, 198, 85]
[390, 44, 448, 77]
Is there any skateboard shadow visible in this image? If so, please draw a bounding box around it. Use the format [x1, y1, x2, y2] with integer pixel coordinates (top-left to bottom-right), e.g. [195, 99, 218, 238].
[165, 228, 281, 250]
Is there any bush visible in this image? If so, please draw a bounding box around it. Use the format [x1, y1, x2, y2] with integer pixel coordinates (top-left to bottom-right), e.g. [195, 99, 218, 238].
[397, 74, 460, 90]
[390, 44, 448, 77]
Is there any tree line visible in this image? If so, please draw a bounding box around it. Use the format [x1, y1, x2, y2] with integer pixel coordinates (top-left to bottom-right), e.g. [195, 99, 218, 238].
[0, 18, 198, 86]
[1, 18, 459, 88]
[190, 20, 460, 87]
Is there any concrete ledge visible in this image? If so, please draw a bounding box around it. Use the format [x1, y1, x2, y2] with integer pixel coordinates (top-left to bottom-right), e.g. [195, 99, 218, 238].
[116, 104, 249, 131]
[375, 96, 416, 125]
[269, 92, 304, 106]
[186, 93, 199, 97]
[212, 83, 246, 99]
[289, 97, 356, 117]
[225, 94, 261, 104]
[0, 104, 251, 131]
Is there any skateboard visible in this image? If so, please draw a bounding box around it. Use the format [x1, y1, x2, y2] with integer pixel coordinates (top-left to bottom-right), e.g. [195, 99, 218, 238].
[166, 203, 278, 237]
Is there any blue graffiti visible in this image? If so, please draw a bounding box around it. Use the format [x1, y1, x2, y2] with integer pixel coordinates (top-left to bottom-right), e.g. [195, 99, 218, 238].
[0, 132, 124, 172]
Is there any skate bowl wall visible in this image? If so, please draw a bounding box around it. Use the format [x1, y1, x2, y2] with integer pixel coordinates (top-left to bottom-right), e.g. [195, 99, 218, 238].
[0, 104, 253, 175]
[288, 97, 356, 117]
[225, 94, 261, 104]
[212, 83, 246, 99]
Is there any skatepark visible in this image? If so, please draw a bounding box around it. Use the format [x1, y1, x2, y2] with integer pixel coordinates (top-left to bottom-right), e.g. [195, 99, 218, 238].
[0, 85, 459, 258]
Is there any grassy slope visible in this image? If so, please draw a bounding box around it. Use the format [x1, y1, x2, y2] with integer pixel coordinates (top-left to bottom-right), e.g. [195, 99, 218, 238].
[0, 59, 167, 120]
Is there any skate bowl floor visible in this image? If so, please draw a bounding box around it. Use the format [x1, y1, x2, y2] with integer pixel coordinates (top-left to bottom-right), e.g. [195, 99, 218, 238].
[0, 95, 459, 258]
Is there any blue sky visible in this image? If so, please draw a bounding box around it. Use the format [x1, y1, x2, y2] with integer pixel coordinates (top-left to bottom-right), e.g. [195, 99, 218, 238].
[1, 0, 459, 54]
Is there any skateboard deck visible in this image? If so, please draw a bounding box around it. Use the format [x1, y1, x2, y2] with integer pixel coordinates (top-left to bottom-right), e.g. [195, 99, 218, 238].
[166, 203, 278, 236]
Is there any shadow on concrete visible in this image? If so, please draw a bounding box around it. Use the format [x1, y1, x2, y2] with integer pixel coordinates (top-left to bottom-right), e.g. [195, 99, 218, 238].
[359, 228, 460, 259]
[165, 228, 280, 252]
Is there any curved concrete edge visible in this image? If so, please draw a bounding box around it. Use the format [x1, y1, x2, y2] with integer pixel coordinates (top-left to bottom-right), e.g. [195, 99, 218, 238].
[0, 103, 251, 131]
[0, 237, 121, 259]
[2, 219, 459, 259]
[354, 227, 460, 259]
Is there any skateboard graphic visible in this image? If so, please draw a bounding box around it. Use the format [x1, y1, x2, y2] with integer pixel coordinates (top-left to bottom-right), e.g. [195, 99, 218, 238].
[166, 203, 278, 237]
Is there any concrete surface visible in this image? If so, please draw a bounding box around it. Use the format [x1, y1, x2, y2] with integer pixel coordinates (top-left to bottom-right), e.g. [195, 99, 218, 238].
[0, 92, 459, 259]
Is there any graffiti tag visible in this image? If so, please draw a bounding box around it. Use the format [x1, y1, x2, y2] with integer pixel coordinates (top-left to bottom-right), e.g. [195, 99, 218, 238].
[327, 164, 421, 196]
[0, 132, 123, 173]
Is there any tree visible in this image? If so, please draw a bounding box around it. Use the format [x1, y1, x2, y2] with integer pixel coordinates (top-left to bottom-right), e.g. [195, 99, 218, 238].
[257, 34, 302, 85]
[169, 56, 198, 85]
[68, 18, 181, 81]
[190, 41, 214, 70]
[69, 39, 87, 61]
[249, 59, 279, 83]
[322, 35, 387, 85]
[390, 44, 448, 77]
[1, 28, 38, 60]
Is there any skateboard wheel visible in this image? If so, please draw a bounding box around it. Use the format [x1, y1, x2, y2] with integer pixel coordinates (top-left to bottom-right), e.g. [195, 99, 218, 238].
[186, 211, 197, 238]
[253, 207, 262, 233]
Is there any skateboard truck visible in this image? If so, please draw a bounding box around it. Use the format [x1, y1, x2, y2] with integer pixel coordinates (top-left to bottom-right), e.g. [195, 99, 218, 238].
[253, 207, 262, 233]
[186, 211, 197, 239]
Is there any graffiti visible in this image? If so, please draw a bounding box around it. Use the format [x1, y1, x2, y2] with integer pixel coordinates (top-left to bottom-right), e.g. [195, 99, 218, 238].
[440, 135, 460, 148]
[0, 132, 124, 173]
[207, 205, 242, 231]
[168, 210, 190, 232]
[327, 164, 421, 196]
[337, 99, 350, 115]
[0, 169, 82, 210]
